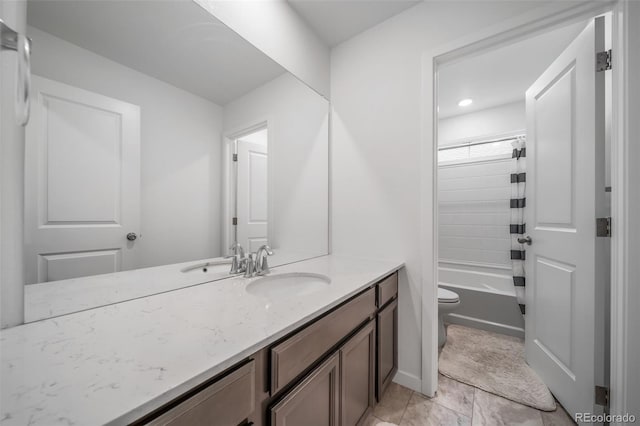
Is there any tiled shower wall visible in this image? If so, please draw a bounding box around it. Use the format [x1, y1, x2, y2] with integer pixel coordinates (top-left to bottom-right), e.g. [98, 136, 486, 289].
[438, 158, 512, 269]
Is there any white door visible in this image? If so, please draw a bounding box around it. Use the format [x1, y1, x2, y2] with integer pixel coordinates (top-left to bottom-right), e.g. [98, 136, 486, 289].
[236, 138, 268, 253]
[25, 76, 141, 284]
[525, 17, 607, 417]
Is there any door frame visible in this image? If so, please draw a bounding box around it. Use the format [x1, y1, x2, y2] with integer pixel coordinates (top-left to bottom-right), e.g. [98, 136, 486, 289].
[420, 1, 637, 419]
[221, 119, 272, 256]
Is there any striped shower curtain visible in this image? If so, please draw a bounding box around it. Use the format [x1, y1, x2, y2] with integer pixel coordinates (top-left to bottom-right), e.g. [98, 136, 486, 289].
[510, 136, 527, 315]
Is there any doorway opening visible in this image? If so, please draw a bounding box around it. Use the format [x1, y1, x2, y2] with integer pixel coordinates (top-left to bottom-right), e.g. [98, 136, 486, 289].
[224, 124, 269, 255]
[433, 13, 612, 422]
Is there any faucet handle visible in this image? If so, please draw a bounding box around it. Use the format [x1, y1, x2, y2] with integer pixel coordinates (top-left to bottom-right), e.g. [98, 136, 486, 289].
[229, 242, 245, 258]
[228, 243, 246, 275]
[229, 254, 243, 274]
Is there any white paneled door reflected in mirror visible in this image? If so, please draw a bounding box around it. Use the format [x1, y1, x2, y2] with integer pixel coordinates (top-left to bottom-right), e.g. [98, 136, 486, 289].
[22, 0, 329, 322]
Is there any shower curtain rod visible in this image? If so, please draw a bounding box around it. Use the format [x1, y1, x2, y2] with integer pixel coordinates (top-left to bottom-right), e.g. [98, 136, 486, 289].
[438, 133, 525, 151]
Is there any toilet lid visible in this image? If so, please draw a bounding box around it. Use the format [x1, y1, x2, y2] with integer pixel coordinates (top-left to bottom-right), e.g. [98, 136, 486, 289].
[438, 287, 459, 303]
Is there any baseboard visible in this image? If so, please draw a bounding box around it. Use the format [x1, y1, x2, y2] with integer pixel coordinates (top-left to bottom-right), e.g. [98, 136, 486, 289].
[446, 313, 525, 339]
[392, 369, 422, 393]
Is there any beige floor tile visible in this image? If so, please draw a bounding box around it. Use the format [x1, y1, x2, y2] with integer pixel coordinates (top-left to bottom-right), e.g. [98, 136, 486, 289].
[540, 404, 576, 426]
[472, 389, 544, 426]
[373, 383, 413, 424]
[362, 413, 399, 426]
[432, 374, 475, 417]
[400, 392, 471, 426]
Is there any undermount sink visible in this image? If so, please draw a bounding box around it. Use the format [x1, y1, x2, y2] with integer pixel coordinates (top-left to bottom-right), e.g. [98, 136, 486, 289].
[181, 258, 232, 274]
[246, 272, 331, 297]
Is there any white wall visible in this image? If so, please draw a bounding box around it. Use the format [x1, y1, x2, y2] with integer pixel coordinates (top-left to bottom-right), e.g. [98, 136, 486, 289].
[330, 1, 580, 393]
[0, 0, 27, 328]
[224, 73, 329, 258]
[28, 26, 224, 270]
[195, 0, 330, 99]
[439, 101, 525, 145]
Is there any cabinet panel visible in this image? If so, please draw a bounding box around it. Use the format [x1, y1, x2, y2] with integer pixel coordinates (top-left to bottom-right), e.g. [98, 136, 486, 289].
[270, 353, 340, 426]
[377, 299, 398, 401]
[376, 273, 398, 308]
[340, 320, 375, 426]
[146, 360, 255, 426]
[271, 288, 375, 394]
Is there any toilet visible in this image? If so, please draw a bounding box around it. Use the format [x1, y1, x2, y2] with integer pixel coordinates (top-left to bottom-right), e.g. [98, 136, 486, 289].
[438, 287, 460, 347]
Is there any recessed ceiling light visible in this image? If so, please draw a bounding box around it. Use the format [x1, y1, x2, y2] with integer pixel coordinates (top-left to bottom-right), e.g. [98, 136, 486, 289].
[458, 98, 473, 107]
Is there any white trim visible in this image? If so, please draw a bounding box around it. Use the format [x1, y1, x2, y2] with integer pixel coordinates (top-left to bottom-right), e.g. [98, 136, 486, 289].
[221, 135, 236, 254]
[420, 45, 438, 397]
[421, 0, 630, 409]
[392, 369, 422, 393]
[222, 118, 273, 255]
[327, 106, 332, 255]
[445, 313, 525, 340]
[438, 259, 512, 272]
[609, 0, 639, 420]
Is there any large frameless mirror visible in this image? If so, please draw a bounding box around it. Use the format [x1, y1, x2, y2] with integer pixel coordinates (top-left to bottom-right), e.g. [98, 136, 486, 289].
[23, 0, 329, 322]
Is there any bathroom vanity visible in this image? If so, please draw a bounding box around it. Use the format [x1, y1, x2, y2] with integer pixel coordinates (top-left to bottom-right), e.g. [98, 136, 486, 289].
[134, 271, 398, 426]
[0, 256, 402, 425]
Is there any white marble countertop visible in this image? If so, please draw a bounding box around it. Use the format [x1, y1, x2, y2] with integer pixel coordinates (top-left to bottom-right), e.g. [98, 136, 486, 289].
[1, 255, 403, 426]
[24, 251, 316, 323]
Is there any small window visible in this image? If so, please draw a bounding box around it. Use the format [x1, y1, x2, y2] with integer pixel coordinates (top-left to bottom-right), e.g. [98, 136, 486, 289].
[439, 139, 515, 163]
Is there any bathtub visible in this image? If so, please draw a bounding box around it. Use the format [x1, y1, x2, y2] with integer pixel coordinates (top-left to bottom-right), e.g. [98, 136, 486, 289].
[439, 265, 525, 338]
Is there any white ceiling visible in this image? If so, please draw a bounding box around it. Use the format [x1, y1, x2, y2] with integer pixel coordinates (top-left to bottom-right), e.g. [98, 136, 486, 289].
[288, 0, 419, 47]
[438, 21, 588, 118]
[27, 0, 286, 105]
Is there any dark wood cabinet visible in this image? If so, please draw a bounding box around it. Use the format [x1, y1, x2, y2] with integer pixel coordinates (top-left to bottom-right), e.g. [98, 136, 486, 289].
[143, 360, 255, 426]
[340, 320, 376, 426]
[376, 273, 398, 308]
[139, 271, 399, 426]
[270, 353, 340, 426]
[271, 320, 376, 426]
[377, 298, 398, 401]
[270, 288, 375, 395]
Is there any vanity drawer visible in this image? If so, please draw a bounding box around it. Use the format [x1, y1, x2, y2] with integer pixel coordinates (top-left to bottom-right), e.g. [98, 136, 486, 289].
[377, 273, 398, 308]
[270, 287, 376, 395]
[146, 360, 255, 426]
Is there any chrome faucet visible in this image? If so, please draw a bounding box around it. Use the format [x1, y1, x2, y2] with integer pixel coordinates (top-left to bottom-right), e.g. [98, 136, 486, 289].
[255, 245, 274, 276]
[227, 243, 245, 274]
[228, 243, 274, 277]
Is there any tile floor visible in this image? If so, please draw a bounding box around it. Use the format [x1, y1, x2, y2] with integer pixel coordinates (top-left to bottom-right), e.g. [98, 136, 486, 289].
[364, 376, 576, 426]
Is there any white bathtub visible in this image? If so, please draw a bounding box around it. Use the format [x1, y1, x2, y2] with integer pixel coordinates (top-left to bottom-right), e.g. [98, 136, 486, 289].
[439, 265, 525, 338]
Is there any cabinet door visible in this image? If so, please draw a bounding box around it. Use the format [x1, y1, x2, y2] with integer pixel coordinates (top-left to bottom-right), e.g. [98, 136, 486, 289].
[340, 320, 375, 426]
[145, 360, 255, 426]
[271, 288, 375, 394]
[270, 353, 340, 426]
[377, 299, 398, 401]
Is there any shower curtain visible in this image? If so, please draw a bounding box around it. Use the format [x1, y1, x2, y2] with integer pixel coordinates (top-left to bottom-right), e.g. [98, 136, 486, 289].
[510, 136, 527, 315]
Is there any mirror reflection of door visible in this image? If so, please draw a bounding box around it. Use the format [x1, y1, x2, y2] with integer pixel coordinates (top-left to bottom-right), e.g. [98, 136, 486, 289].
[235, 128, 268, 253]
[24, 75, 141, 284]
